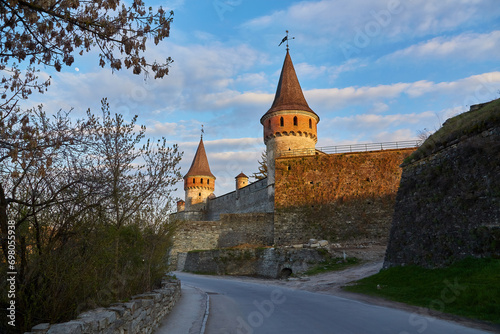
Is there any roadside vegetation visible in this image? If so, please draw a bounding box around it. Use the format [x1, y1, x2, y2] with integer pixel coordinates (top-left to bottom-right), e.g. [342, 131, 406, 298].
[0, 101, 182, 333]
[344, 258, 500, 324]
[0, 1, 177, 333]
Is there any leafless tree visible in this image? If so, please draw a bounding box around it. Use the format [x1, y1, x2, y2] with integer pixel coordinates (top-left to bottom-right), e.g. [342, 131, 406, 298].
[252, 150, 268, 181]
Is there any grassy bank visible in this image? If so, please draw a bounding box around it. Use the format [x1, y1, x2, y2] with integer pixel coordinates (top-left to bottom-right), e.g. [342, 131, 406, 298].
[344, 258, 500, 323]
[407, 98, 500, 162]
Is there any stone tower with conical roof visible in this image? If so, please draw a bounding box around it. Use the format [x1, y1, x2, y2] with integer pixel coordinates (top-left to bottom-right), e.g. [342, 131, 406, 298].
[260, 50, 320, 188]
[183, 137, 216, 210]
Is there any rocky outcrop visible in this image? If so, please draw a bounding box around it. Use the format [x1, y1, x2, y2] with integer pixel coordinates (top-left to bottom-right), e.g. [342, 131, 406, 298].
[25, 278, 181, 334]
[384, 103, 500, 268]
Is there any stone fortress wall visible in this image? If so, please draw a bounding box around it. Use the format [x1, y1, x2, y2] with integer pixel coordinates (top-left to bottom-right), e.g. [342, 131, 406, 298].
[273, 148, 415, 246]
[171, 178, 273, 222]
[171, 148, 415, 263]
[206, 178, 273, 220]
[384, 125, 500, 268]
[171, 50, 420, 268]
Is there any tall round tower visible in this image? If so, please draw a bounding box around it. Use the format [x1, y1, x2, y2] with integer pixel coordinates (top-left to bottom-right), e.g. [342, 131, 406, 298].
[184, 137, 215, 210]
[260, 49, 320, 186]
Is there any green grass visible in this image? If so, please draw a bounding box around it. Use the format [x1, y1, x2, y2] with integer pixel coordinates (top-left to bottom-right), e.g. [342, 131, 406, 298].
[303, 257, 360, 276]
[409, 98, 500, 162]
[344, 258, 500, 324]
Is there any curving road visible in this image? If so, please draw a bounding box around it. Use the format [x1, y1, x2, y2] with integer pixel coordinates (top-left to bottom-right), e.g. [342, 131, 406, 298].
[158, 272, 493, 334]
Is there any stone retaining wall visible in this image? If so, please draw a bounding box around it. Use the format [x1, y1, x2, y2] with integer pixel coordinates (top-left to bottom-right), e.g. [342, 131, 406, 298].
[170, 213, 275, 267]
[181, 248, 327, 278]
[25, 278, 181, 334]
[384, 126, 500, 268]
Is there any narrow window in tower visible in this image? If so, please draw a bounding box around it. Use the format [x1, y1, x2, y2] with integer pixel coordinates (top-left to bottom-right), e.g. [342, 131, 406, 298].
[280, 117, 284, 127]
[199, 193, 201, 196]
[193, 178, 195, 183]
[207, 179, 210, 185]
[201, 178, 203, 184]
[309, 119, 312, 128]
[293, 116, 298, 126]
[268, 120, 271, 129]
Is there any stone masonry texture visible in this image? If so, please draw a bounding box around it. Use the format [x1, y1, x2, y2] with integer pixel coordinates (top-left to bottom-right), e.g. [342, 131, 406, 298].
[25, 278, 181, 334]
[384, 127, 500, 268]
[181, 248, 327, 278]
[170, 213, 274, 265]
[273, 149, 415, 246]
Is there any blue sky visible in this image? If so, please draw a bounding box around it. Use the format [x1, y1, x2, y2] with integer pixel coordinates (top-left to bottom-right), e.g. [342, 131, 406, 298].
[24, 0, 500, 199]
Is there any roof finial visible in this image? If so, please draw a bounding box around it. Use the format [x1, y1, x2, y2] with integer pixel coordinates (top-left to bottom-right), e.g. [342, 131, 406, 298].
[278, 30, 295, 51]
[201, 124, 204, 139]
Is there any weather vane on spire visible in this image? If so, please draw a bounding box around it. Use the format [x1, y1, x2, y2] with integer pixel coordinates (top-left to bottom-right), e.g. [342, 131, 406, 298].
[279, 30, 295, 50]
[201, 124, 204, 139]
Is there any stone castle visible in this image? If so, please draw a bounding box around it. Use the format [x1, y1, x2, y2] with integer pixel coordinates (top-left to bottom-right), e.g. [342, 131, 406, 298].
[171, 50, 417, 262]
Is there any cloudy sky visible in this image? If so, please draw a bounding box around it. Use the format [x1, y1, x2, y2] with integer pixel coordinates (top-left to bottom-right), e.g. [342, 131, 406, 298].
[24, 0, 500, 199]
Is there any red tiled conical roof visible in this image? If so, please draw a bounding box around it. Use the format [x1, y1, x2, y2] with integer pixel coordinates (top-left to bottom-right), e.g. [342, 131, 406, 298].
[184, 138, 215, 178]
[262, 50, 317, 118]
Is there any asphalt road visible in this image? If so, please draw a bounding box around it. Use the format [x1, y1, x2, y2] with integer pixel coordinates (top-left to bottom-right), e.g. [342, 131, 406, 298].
[170, 272, 492, 334]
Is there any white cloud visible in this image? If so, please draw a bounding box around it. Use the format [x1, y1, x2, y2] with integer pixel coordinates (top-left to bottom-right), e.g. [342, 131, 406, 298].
[304, 71, 500, 113]
[145, 121, 186, 137]
[371, 102, 390, 113]
[372, 129, 418, 142]
[181, 137, 262, 153]
[294, 62, 329, 79]
[306, 83, 411, 112]
[316, 110, 437, 144]
[335, 112, 436, 130]
[387, 30, 500, 60]
[22, 42, 267, 119]
[235, 72, 270, 89]
[405, 72, 500, 101]
[293, 59, 367, 82]
[242, 0, 500, 48]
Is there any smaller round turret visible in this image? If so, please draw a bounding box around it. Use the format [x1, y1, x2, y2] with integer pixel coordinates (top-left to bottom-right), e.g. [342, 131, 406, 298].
[235, 172, 249, 190]
[183, 137, 215, 210]
[176, 200, 185, 212]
